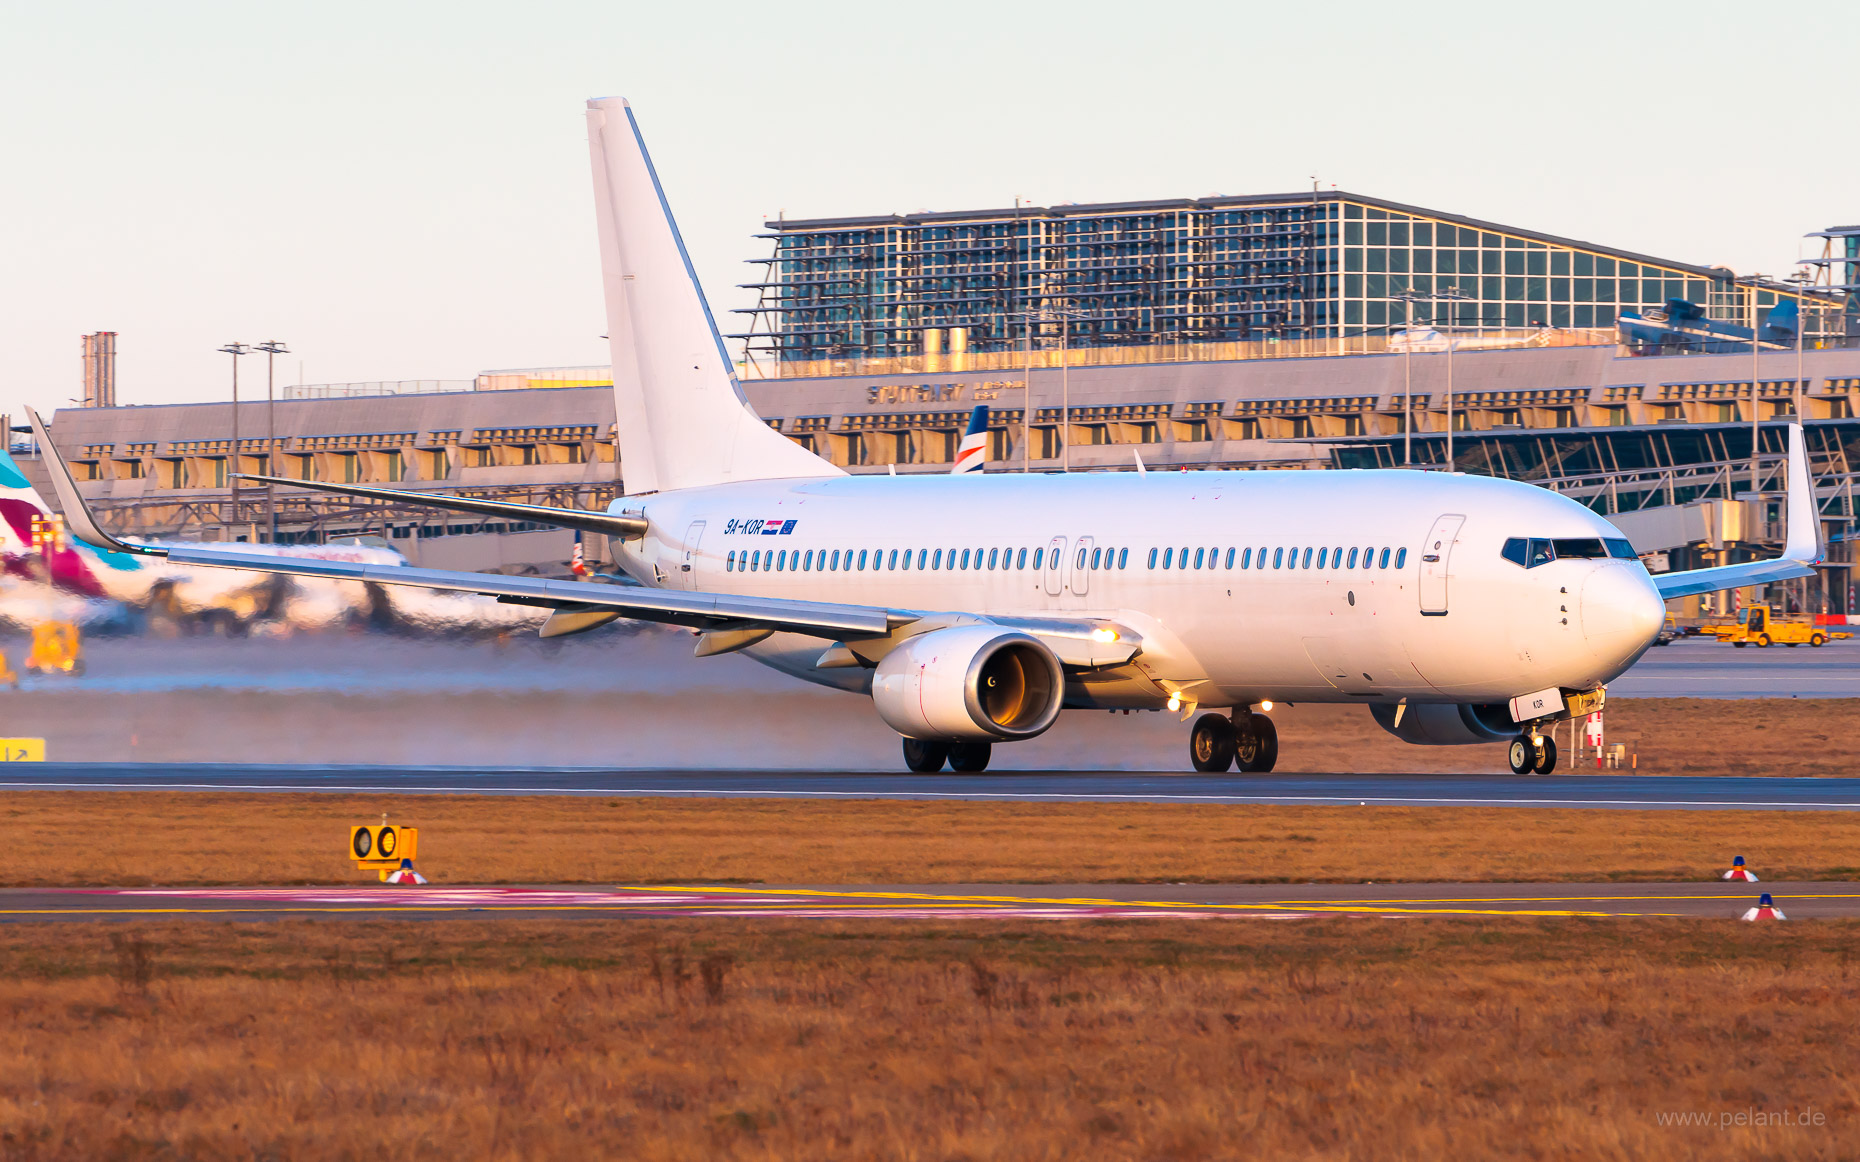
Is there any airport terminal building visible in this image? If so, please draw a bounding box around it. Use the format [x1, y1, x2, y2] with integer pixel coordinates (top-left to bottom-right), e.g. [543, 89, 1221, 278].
[30, 195, 1860, 612]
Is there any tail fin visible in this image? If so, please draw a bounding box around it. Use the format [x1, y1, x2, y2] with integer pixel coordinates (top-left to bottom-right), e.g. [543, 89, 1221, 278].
[586, 97, 840, 494]
[0, 441, 53, 554]
[951, 405, 989, 474]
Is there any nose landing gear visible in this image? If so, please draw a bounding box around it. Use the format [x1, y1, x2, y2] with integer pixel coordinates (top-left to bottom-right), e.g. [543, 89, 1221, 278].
[1507, 732, 1558, 775]
[1189, 711, 1278, 773]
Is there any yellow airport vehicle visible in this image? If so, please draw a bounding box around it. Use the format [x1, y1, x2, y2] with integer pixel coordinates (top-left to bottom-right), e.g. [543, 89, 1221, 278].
[351, 820, 420, 881]
[0, 649, 17, 689]
[1706, 604, 1852, 648]
[23, 621, 83, 675]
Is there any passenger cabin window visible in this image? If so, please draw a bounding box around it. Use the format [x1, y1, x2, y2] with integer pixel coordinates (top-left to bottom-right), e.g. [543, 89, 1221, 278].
[1395, 548, 1408, 568]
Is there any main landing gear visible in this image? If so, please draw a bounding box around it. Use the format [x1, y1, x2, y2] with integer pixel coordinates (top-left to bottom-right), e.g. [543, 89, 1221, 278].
[901, 737, 992, 773]
[1190, 711, 1278, 773]
[1507, 732, 1558, 776]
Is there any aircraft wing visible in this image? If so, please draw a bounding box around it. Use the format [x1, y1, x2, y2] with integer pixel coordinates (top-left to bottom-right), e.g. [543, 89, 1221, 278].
[25, 409, 1140, 664]
[1650, 422, 1821, 601]
[231, 473, 646, 539]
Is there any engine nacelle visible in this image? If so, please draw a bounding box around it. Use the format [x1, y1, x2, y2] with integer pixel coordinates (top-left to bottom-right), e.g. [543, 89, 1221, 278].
[1369, 702, 1515, 746]
[872, 626, 1063, 742]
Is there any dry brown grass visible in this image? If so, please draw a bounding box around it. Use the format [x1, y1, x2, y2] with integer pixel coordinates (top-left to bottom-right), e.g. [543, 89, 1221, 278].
[1, 918, 1855, 1160]
[6, 792, 1860, 886]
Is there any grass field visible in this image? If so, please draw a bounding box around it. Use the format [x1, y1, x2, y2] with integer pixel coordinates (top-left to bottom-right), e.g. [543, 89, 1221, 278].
[6, 792, 1860, 885]
[1, 918, 1853, 1159]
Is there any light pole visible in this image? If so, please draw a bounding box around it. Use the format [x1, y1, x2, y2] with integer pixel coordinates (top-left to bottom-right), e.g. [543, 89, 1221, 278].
[1746, 278, 1767, 497]
[255, 340, 288, 544]
[1434, 286, 1473, 469]
[1013, 306, 1093, 471]
[1391, 289, 1429, 465]
[218, 342, 249, 534]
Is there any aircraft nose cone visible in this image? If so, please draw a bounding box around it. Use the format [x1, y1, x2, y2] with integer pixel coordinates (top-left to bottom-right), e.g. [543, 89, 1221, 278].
[1580, 563, 1665, 672]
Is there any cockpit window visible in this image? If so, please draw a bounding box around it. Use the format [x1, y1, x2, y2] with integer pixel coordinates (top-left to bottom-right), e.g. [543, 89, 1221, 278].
[1552, 538, 1609, 559]
[1501, 537, 1557, 568]
[1604, 538, 1638, 560]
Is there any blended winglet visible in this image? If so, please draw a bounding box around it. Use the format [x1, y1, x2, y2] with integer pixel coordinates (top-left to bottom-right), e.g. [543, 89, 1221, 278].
[1651, 421, 1820, 600]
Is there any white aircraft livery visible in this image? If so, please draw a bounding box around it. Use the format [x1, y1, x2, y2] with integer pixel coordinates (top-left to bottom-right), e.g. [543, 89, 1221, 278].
[31, 97, 1823, 775]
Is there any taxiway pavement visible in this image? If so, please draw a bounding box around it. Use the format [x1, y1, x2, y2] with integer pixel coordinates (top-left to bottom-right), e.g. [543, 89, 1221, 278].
[0, 881, 1840, 922]
[3, 765, 1858, 809]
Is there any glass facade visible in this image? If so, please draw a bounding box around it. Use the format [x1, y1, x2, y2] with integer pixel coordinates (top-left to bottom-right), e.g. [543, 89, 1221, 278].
[735, 194, 1747, 364]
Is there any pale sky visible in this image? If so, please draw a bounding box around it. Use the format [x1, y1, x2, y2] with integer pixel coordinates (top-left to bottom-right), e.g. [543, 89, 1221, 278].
[3, 0, 1853, 416]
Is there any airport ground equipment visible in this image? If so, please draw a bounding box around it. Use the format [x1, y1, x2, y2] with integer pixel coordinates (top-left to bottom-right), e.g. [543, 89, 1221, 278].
[23, 622, 82, 675]
[351, 820, 420, 882]
[0, 649, 16, 688]
[1704, 604, 1850, 647]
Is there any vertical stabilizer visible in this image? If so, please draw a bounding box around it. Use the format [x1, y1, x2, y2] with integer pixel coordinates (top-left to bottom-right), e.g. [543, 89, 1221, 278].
[586, 97, 840, 494]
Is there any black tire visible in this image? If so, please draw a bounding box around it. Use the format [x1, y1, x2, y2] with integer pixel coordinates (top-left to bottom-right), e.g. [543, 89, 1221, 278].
[1734, 641, 1747, 648]
[948, 742, 992, 773]
[1236, 713, 1278, 773]
[352, 828, 372, 859]
[1508, 737, 1534, 776]
[1189, 713, 1237, 773]
[901, 737, 949, 773]
[1533, 735, 1558, 775]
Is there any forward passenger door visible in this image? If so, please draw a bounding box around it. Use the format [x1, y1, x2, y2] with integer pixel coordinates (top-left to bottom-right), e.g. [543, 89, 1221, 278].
[1071, 536, 1096, 597]
[1417, 513, 1464, 615]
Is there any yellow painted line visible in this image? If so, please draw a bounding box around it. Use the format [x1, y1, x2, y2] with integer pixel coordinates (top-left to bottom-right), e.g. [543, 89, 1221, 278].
[611, 885, 1675, 917]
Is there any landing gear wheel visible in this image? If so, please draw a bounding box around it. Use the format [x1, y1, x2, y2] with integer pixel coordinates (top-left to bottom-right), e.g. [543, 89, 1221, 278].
[1234, 713, 1278, 773]
[1533, 735, 1558, 774]
[1189, 713, 1237, 772]
[1756, 633, 1772, 648]
[1508, 736, 1534, 776]
[1812, 634, 1827, 648]
[948, 742, 992, 773]
[902, 737, 949, 773]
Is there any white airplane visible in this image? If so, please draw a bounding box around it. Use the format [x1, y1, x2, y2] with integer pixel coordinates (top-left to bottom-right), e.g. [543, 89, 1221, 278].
[30, 97, 1821, 775]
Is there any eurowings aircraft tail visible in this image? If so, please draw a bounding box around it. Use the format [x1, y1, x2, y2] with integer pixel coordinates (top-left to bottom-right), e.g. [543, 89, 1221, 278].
[586, 97, 840, 494]
[951, 406, 989, 474]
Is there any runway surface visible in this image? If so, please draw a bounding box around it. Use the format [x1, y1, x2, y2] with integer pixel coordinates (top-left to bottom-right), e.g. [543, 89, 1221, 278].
[1611, 636, 1860, 698]
[4, 765, 1859, 809]
[0, 881, 1837, 922]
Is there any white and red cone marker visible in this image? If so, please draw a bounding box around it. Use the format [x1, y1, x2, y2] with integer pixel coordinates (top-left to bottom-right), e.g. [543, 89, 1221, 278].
[1741, 893, 1786, 921]
[385, 858, 428, 886]
[1723, 855, 1759, 882]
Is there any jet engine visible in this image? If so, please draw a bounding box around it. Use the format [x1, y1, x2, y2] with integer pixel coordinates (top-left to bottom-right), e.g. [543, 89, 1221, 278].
[1369, 702, 1515, 745]
[871, 626, 1063, 742]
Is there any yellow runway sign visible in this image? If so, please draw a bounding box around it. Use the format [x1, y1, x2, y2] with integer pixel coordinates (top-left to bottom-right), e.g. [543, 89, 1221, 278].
[0, 739, 46, 762]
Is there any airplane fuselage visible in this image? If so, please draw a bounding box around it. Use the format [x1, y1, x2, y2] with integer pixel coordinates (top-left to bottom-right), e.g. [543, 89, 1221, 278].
[611, 467, 1667, 712]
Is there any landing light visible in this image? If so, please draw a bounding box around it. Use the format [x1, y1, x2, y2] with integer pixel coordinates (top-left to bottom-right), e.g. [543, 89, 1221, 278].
[1166, 693, 1182, 712]
[1259, 700, 1274, 712]
[1090, 628, 1119, 642]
